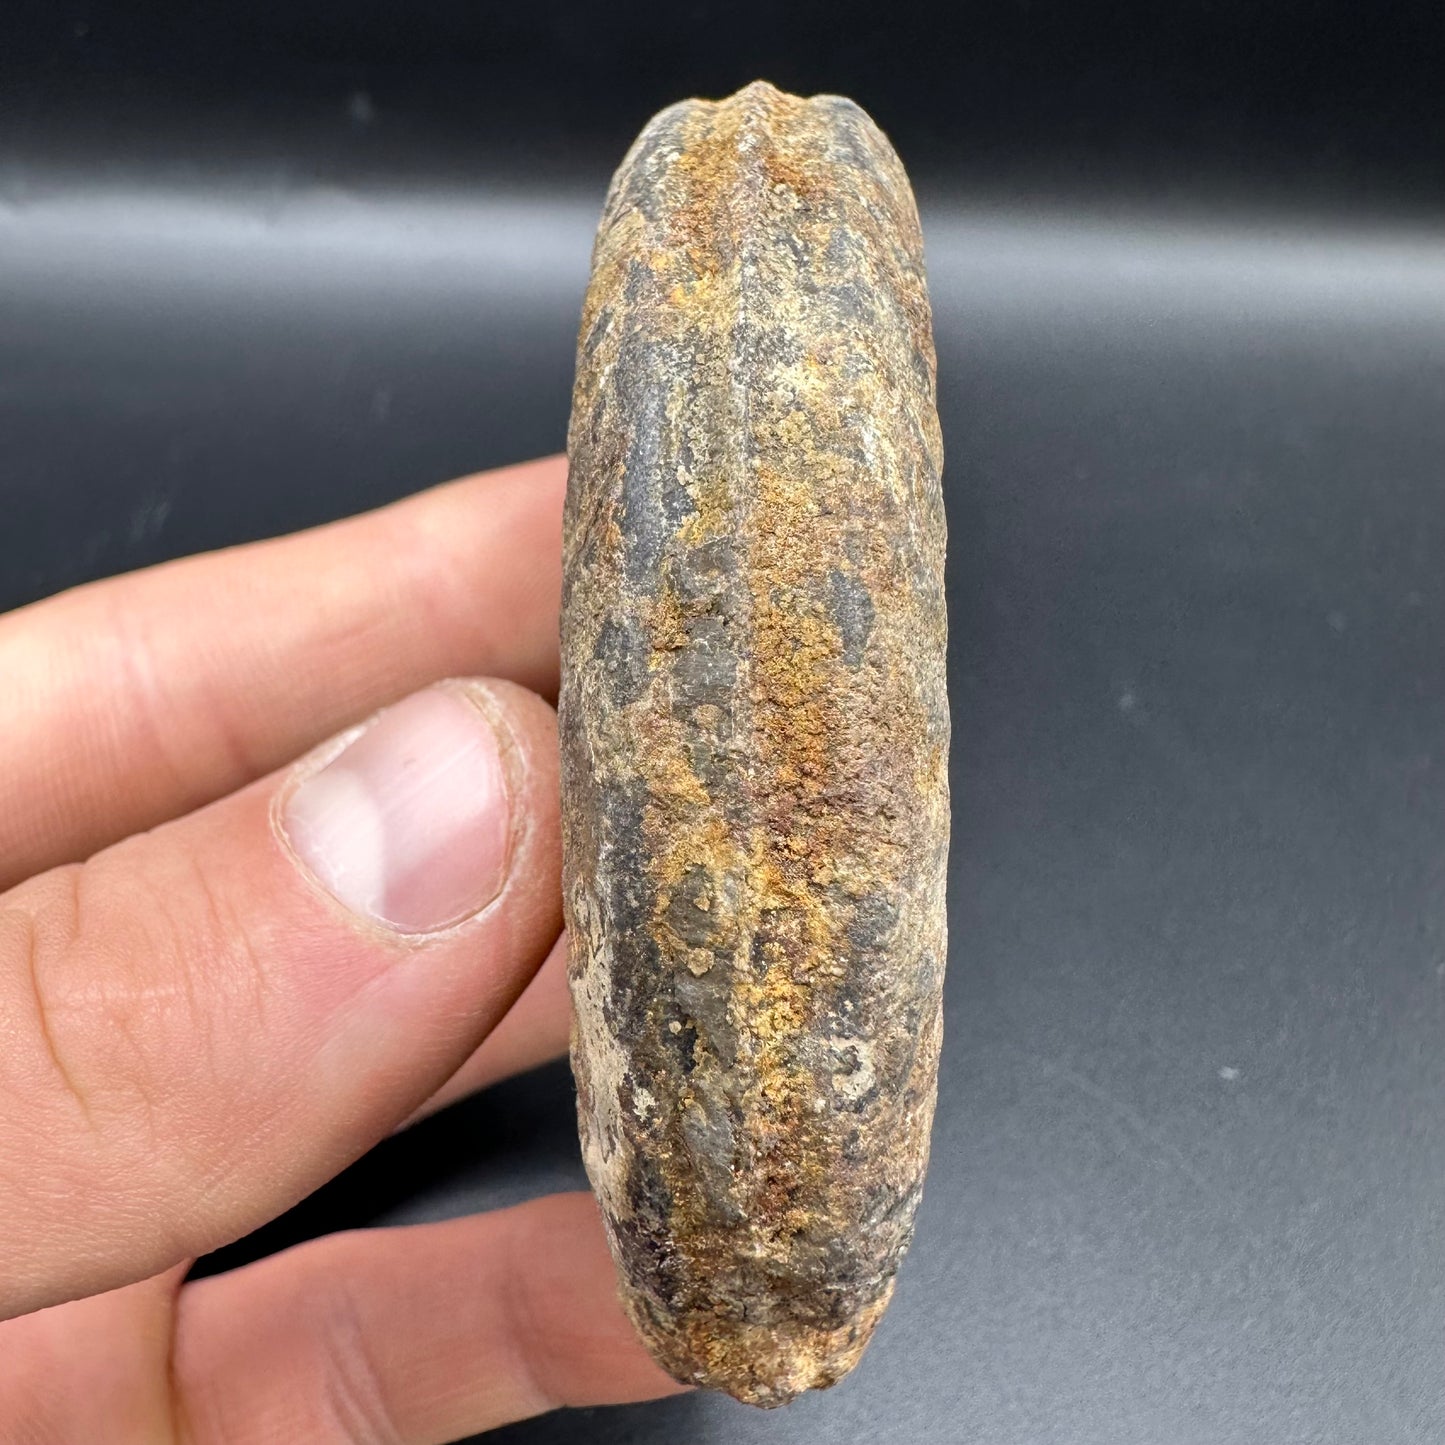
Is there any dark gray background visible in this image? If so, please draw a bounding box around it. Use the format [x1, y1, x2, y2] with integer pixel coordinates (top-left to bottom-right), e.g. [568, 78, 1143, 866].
[3, 4, 1443, 1441]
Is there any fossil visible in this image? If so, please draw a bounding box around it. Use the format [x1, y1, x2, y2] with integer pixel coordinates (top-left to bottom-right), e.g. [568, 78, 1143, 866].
[559, 79, 948, 1407]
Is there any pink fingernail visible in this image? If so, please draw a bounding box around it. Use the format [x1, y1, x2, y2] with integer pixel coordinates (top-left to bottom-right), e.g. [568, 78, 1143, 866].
[280, 686, 512, 934]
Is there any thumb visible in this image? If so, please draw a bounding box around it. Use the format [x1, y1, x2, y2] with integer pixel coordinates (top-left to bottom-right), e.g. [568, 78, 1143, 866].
[0, 679, 561, 1321]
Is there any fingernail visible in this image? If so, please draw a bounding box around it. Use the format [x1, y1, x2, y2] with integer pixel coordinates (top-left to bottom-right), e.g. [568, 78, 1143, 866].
[280, 686, 513, 934]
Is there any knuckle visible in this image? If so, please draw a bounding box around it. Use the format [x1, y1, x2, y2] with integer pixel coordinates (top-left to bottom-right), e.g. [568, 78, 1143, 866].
[0, 867, 95, 1126]
[316, 1274, 406, 1445]
[0, 845, 267, 1181]
[108, 590, 261, 802]
[497, 1218, 565, 1416]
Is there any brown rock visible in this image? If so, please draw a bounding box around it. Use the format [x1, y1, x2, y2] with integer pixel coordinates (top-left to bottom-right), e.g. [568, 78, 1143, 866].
[559, 80, 948, 1407]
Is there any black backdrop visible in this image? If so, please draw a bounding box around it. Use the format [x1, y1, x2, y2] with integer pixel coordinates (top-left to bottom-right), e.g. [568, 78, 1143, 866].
[3, 4, 1443, 1442]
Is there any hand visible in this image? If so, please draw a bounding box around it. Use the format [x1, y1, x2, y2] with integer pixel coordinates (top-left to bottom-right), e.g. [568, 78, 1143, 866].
[0, 456, 686, 1442]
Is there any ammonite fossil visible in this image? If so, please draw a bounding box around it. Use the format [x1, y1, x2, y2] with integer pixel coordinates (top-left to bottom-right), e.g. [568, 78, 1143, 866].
[559, 80, 948, 1406]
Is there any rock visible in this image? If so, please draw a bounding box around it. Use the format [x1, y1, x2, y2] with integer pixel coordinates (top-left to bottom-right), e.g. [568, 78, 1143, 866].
[559, 79, 948, 1407]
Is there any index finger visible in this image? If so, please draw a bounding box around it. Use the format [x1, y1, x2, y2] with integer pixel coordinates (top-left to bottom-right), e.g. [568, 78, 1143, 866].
[0, 455, 564, 888]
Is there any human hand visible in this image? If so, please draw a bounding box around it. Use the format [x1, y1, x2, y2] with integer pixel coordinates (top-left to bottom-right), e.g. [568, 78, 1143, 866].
[0, 456, 687, 1442]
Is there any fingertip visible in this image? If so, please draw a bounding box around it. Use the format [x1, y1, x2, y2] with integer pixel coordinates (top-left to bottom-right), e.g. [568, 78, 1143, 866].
[272, 676, 560, 941]
[511, 1192, 696, 1410]
[401, 929, 571, 1127]
[410, 459, 567, 701]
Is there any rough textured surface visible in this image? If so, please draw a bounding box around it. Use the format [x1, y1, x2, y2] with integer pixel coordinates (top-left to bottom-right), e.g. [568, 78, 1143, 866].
[559, 80, 948, 1407]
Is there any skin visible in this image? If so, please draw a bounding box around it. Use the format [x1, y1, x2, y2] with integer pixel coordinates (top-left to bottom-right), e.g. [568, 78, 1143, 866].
[0, 455, 688, 1443]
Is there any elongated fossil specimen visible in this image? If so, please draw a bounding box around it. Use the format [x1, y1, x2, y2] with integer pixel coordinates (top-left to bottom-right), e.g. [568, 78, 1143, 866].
[559, 80, 948, 1407]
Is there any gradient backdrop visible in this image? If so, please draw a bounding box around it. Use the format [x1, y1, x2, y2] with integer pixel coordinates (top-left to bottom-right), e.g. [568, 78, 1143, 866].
[3, 4, 1443, 1441]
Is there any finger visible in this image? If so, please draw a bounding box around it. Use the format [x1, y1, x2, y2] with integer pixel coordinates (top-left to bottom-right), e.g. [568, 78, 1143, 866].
[0, 679, 560, 1320]
[0, 454, 564, 889]
[173, 1194, 687, 1444]
[403, 930, 572, 1128]
[0, 1266, 188, 1443]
